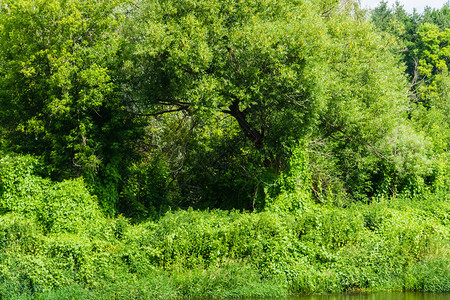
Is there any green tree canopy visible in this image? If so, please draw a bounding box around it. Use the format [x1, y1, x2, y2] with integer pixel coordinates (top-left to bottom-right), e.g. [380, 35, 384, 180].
[124, 0, 425, 205]
[0, 0, 143, 214]
[125, 0, 333, 157]
[0, 0, 439, 213]
[371, 1, 450, 196]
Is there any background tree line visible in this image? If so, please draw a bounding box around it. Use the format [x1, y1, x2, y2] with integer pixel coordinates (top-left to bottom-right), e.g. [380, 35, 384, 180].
[0, 0, 448, 220]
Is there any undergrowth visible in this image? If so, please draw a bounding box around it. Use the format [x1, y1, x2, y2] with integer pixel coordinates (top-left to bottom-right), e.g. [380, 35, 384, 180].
[0, 155, 449, 298]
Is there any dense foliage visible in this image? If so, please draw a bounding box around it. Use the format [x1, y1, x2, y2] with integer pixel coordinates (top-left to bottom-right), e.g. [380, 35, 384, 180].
[0, 0, 448, 298]
[0, 155, 449, 298]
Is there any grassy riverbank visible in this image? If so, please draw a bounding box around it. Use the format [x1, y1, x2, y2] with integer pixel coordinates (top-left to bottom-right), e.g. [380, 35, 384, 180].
[1, 185, 448, 298]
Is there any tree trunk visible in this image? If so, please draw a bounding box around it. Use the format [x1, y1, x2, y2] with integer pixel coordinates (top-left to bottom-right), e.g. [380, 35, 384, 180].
[223, 97, 264, 149]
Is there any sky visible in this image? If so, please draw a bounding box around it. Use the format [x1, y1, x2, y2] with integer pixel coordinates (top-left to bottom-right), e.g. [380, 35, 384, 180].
[359, 0, 450, 13]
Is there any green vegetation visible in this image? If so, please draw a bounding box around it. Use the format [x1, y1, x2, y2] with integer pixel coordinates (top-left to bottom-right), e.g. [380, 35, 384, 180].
[0, 0, 449, 298]
[1, 153, 448, 298]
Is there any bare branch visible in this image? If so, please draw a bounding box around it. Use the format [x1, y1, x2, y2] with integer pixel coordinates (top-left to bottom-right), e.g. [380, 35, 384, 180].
[130, 106, 189, 117]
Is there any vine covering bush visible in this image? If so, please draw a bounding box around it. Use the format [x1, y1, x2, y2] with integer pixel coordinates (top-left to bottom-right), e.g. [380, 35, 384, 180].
[0, 153, 448, 298]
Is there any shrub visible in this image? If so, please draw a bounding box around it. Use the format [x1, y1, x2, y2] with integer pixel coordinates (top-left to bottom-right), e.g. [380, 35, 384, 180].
[0, 213, 43, 253]
[37, 178, 104, 234]
[0, 153, 105, 235]
[0, 154, 50, 215]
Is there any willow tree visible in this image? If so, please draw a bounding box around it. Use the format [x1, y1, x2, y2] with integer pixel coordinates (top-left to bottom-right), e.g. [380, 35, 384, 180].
[124, 0, 424, 207]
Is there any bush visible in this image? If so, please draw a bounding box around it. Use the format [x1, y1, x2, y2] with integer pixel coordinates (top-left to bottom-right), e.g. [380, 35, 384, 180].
[0, 213, 43, 253]
[0, 154, 50, 215]
[0, 171, 448, 297]
[37, 178, 104, 234]
[0, 153, 105, 235]
[120, 157, 172, 221]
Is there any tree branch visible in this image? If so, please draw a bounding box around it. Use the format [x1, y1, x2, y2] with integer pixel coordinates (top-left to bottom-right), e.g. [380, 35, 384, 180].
[130, 105, 189, 117]
[222, 96, 264, 149]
